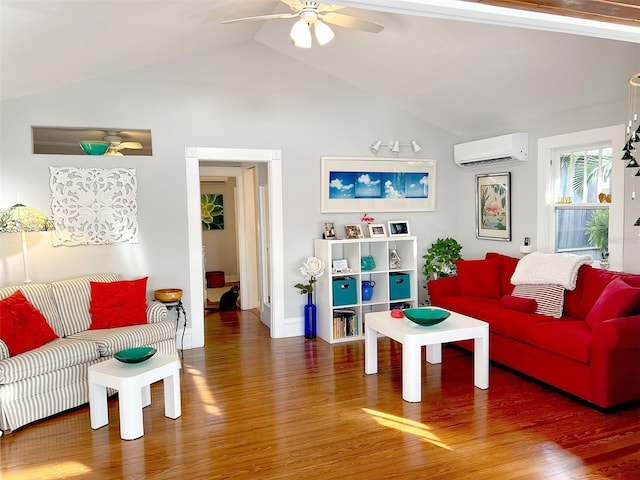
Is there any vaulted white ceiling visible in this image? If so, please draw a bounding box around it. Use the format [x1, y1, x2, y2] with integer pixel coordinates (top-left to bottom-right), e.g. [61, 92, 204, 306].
[2, 0, 639, 136]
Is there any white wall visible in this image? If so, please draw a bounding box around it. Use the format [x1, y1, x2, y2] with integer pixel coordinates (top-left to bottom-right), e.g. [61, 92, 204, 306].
[2, 39, 637, 340]
[0, 41, 458, 329]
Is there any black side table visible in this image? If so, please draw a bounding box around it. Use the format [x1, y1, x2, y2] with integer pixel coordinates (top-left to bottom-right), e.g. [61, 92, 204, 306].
[161, 300, 187, 353]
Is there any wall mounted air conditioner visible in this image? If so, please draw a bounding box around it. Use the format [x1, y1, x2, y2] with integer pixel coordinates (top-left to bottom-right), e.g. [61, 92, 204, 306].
[454, 133, 528, 167]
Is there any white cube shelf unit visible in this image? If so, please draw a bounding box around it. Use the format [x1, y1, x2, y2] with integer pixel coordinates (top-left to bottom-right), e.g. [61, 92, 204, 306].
[314, 236, 418, 344]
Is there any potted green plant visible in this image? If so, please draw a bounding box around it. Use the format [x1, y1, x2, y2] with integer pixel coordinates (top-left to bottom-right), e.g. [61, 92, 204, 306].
[422, 237, 463, 280]
[585, 209, 609, 264]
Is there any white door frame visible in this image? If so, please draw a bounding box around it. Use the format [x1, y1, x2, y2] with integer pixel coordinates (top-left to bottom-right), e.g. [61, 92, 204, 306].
[185, 147, 284, 347]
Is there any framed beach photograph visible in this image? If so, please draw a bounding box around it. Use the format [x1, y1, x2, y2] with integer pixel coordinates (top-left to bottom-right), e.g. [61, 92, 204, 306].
[321, 156, 436, 213]
[368, 223, 387, 238]
[388, 220, 410, 236]
[476, 172, 511, 241]
[344, 224, 364, 239]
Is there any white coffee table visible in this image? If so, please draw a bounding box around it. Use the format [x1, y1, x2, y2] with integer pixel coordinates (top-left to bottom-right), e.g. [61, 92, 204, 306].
[365, 309, 489, 402]
[88, 353, 181, 440]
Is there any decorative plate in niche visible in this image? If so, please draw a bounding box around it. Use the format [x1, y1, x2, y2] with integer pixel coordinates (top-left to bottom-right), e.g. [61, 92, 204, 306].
[49, 167, 138, 246]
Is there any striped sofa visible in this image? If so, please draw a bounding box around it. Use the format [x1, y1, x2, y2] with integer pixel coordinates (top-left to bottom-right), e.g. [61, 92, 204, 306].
[0, 273, 178, 435]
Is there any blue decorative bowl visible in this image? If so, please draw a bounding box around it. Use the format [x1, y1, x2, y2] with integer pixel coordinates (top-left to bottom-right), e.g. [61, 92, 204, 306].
[114, 347, 157, 363]
[403, 307, 450, 326]
[78, 140, 110, 155]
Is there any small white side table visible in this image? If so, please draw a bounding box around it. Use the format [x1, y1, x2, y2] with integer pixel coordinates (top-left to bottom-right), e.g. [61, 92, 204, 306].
[88, 353, 181, 440]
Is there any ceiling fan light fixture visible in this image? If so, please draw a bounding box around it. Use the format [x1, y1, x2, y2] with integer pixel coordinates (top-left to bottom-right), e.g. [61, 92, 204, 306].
[314, 19, 334, 46]
[291, 19, 312, 48]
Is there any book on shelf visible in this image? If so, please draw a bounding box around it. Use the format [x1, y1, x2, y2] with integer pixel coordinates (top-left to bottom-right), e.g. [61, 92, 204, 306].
[333, 309, 358, 338]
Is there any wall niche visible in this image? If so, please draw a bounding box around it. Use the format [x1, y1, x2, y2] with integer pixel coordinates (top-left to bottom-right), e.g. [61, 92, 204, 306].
[32, 126, 152, 156]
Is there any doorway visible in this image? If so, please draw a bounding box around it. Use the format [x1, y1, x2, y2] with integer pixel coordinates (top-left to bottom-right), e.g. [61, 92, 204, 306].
[185, 147, 284, 347]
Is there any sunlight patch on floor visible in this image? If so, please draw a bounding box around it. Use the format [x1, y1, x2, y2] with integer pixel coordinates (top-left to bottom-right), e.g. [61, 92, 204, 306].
[3, 461, 91, 479]
[186, 365, 221, 416]
[363, 408, 452, 450]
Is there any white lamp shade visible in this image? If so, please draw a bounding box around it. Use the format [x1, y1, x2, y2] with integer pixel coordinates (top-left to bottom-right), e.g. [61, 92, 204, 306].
[370, 140, 382, 153]
[291, 20, 312, 48]
[390, 140, 400, 153]
[411, 140, 422, 153]
[314, 20, 334, 46]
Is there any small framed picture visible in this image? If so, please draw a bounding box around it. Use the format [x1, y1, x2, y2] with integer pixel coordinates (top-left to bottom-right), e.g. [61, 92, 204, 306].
[344, 224, 364, 239]
[333, 259, 349, 271]
[368, 223, 387, 238]
[323, 221, 336, 239]
[388, 221, 410, 236]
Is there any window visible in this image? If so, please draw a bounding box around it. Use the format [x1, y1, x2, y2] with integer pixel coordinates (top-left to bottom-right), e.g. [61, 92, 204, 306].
[552, 145, 612, 259]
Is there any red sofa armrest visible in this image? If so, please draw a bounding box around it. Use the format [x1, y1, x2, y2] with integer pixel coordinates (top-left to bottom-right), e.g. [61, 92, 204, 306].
[592, 315, 640, 350]
[590, 315, 640, 407]
[427, 277, 459, 303]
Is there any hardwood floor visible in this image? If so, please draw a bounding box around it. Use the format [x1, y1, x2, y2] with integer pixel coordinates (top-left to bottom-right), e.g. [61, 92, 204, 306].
[1, 309, 639, 479]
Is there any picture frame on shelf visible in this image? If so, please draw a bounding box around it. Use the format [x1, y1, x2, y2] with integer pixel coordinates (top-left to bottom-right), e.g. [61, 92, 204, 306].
[387, 220, 410, 236]
[332, 259, 349, 273]
[323, 221, 336, 239]
[321, 156, 437, 213]
[344, 224, 364, 239]
[476, 172, 511, 241]
[368, 223, 387, 238]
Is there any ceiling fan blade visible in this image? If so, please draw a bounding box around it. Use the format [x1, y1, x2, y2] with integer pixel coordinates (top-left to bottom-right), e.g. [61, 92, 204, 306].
[221, 12, 297, 24]
[118, 141, 143, 150]
[320, 12, 384, 33]
[316, 4, 345, 14]
[280, 0, 304, 12]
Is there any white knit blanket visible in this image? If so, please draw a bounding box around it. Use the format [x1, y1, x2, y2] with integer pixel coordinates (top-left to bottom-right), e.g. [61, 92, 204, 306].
[510, 251, 592, 290]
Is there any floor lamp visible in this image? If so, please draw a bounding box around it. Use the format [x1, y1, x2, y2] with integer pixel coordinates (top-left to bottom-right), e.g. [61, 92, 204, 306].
[0, 203, 55, 283]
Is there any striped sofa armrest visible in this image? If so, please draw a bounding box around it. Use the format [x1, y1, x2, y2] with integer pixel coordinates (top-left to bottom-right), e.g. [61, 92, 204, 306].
[147, 302, 168, 323]
[0, 340, 8, 360]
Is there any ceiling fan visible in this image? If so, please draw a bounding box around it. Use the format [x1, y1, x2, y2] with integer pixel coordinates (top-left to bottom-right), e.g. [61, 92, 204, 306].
[102, 131, 143, 156]
[222, 1, 384, 48]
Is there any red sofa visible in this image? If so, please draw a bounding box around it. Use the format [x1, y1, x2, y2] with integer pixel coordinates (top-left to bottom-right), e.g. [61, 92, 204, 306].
[428, 252, 640, 408]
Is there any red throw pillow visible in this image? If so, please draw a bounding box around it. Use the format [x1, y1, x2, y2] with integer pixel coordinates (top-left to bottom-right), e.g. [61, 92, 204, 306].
[456, 259, 501, 298]
[585, 278, 640, 328]
[500, 295, 538, 313]
[0, 290, 58, 356]
[89, 277, 148, 329]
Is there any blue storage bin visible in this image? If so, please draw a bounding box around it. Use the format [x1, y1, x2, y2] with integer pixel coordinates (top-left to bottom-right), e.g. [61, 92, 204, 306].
[389, 273, 411, 300]
[333, 277, 357, 306]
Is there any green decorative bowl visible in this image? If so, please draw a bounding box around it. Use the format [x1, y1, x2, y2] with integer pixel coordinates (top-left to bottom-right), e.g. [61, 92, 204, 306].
[403, 307, 451, 326]
[78, 140, 110, 155]
[114, 347, 157, 364]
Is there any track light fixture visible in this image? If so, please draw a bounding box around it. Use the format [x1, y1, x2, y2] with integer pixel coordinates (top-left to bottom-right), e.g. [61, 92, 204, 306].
[370, 140, 422, 154]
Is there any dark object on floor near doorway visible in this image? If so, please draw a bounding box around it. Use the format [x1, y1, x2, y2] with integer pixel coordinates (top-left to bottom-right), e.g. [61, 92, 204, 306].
[219, 285, 239, 310]
[206, 271, 225, 288]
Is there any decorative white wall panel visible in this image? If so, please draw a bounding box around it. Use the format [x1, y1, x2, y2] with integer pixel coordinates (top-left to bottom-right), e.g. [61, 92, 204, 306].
[49, 167, 138, 246]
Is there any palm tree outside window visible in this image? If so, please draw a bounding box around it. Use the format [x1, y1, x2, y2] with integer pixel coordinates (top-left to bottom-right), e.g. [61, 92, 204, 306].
[554, 146, 612, 261]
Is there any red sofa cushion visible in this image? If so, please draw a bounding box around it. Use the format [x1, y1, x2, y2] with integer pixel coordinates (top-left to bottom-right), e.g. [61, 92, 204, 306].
[0, 290, 58, 356]
[579, 266, 624, 318]
[485, 252, 519, 295]
[585, 278, 640, 328]
[500, 295, 537, 313]
[526, 320, 592, 364]
[89, 277, 148, 329]
[456, 259, 501, 298]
